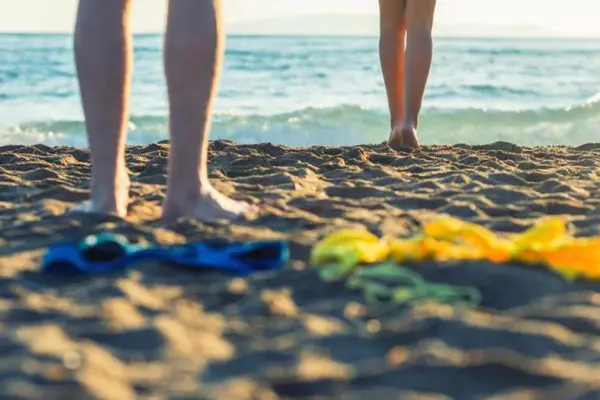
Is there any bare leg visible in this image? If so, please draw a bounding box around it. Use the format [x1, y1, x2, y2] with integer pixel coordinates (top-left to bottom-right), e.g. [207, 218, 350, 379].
[73, 0, 132, 216]
[161, 0, 250, 222]
[397, 0, 437, 149]
[378, 0, 407, 148]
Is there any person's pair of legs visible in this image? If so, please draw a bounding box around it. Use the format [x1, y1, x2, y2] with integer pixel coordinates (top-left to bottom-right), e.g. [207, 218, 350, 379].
[73, 0, 248, 221]
[378, 0, 437, 149]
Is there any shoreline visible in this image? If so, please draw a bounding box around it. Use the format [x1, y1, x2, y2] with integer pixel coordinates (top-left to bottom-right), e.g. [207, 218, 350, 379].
[2, 140, 600, 398]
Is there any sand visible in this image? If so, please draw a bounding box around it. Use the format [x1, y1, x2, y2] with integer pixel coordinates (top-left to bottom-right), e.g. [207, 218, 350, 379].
[2, 140, 600, 399]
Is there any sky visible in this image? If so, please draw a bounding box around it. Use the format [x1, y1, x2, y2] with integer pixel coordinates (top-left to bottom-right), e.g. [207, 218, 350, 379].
[0, 0, 599, 36]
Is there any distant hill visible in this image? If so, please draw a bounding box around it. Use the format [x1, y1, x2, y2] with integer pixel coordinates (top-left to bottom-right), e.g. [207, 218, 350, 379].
[229, 14, 560, 38]
[438, 23, 559, 38]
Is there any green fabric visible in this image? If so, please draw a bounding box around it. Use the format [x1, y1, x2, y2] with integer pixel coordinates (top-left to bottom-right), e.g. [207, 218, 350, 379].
[324, 261, 481, 312]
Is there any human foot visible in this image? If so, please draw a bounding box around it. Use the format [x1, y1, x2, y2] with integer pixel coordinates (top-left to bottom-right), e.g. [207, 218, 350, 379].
[161, 183, 253, 223]
[71, 175, 130, 218]
[388, 123, 420, 150]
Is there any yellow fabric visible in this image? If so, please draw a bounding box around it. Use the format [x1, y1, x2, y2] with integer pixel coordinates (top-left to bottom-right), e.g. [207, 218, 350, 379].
[311, 216, 600, 280]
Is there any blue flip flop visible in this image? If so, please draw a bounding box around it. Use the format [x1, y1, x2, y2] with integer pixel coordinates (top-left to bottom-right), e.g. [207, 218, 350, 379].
[41, 233, 289, 275]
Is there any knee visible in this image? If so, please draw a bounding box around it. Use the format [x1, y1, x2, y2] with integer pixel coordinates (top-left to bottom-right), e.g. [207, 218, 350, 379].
[406, 25, 433, 39]
[76, 0, 133, 21]
[379, 20, 395, 34]
[405, 14, 434, 34]
[82, 0, 132, 10]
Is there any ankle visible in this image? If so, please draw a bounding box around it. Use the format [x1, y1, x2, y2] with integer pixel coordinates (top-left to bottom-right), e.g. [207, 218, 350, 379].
[392, 120, 404, 129]
[165, 176, 211, 202]
[401, 118, 418, 130]
[90, 172, 130, 191]
[89, 165, 130, 206]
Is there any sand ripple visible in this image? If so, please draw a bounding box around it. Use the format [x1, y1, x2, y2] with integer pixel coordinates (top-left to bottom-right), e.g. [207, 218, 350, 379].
[1, 140, 600, 399]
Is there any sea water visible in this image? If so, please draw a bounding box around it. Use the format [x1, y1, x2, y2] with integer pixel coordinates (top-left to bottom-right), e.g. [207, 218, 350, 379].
[1, 34, 599, 147]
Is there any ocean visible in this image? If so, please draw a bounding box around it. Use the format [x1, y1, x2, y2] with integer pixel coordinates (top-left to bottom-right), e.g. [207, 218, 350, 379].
[1, 34, 600, 147]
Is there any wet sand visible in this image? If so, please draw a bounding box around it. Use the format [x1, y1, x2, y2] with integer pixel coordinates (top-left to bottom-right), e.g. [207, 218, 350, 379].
[2, 140, 600, 399]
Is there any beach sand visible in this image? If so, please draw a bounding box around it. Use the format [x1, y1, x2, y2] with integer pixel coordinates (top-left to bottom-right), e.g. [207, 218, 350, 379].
[2, 140, 600, 399]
